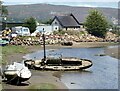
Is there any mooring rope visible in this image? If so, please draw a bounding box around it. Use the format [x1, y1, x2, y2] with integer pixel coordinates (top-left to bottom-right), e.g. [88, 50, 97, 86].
[5, 68, 24, 84]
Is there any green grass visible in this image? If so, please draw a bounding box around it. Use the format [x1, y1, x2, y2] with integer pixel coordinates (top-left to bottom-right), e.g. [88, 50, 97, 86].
[1, 45, 29, 65]
[28, 83, 57, 91]
[2, 45, 28, 54]
[0, 84, 2, 91]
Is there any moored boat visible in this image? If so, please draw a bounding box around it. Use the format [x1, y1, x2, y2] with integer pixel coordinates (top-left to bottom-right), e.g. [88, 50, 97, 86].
[2, 62, 32, 84]
[24, 56, 93, 71]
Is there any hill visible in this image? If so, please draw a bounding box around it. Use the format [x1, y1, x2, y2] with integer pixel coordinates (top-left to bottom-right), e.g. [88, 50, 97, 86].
[7, 3, 118, 24]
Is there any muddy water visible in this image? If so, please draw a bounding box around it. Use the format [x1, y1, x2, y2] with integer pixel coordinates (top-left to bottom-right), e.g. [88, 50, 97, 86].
[24, 46, 118, 89]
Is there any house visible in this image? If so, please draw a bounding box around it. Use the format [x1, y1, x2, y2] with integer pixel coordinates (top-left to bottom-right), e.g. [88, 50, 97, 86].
[51, 13, 81, 31]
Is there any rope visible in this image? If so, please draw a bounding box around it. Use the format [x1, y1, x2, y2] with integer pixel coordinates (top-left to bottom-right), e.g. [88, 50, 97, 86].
[5, 73, 18, 84]
[5, 68, 24, 84]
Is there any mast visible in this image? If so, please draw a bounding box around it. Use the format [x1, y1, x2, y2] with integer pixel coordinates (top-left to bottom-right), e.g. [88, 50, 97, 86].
[42, 28, 46, 62]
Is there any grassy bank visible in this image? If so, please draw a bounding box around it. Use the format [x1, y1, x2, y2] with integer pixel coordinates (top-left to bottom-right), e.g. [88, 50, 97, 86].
[1, 45, 29, 65]
[1, 45, 42, 65]
[2, 45, 29, 54]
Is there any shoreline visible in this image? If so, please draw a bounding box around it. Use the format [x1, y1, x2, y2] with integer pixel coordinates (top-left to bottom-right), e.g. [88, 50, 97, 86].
[4, 42, 118, 63]
[2, 42, 119, 90]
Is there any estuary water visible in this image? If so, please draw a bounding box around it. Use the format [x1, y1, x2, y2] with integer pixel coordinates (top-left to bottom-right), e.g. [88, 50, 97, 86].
[24, 46, 118, 89]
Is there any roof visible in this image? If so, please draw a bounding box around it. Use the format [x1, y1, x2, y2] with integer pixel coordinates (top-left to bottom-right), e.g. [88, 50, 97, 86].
[52, 13, 80, 28]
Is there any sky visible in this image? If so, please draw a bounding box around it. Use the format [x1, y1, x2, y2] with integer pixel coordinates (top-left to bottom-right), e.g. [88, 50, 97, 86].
[2, 0, 120, 8]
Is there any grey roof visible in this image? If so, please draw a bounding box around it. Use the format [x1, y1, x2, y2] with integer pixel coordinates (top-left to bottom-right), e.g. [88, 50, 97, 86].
[53, 14, 80, 28]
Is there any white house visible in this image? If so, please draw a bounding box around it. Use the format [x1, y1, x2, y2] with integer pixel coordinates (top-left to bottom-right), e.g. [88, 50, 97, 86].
[51, 13, 81, 31]
[12, 26, 30, 36]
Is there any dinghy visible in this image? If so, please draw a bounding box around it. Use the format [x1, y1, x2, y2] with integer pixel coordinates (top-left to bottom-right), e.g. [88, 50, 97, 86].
[3, 62, 31, 84]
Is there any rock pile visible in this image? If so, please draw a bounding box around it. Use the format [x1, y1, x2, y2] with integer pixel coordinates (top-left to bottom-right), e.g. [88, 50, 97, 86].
[7, 31, 119, 46]
[9, 37, 41, 46]
[105, 32, 119, 42]
[62, 33, 104, 42]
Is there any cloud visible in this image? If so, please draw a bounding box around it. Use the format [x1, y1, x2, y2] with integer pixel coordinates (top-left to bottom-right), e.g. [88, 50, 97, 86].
[3, 0, 120, 3]
[3, 0, 119, 8]
[75, 4, 98, 7]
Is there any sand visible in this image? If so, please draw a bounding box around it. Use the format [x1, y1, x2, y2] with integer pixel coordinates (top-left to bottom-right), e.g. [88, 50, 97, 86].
[1, 42, 119, 90]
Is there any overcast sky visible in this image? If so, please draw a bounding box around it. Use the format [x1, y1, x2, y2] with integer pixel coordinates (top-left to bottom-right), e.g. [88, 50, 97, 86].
[2, 0, 120, 8]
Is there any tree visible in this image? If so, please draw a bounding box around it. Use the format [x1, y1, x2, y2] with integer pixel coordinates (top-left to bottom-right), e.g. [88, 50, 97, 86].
[23, 17, 37, 33]
[0, 1, 8, 16]
[84, 9, 109, 38]
[43, 18, 52, 24]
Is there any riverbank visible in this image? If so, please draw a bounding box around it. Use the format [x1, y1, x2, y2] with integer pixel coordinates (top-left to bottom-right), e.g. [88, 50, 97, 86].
[2, 42, 117, 64]
[1, 42, 118, 90]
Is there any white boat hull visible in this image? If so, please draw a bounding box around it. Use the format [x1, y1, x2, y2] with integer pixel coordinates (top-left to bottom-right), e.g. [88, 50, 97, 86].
[3, 62, 31, 83]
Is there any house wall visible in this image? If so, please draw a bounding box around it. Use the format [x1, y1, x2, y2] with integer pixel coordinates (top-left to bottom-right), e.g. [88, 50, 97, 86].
[51, 19, 62, 30]
[62, 28, 80, 31]
[36, 25, 53, 35]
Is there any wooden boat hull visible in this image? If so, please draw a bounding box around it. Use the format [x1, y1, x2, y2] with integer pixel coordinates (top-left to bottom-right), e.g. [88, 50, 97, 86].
[24, 58, 93, 71]
[44, 60, 92, 71]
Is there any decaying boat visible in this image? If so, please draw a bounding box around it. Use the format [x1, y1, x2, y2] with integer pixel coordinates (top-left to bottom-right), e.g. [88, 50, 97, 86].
[24, 56, 92, 71]
[2, 62, 31, 84]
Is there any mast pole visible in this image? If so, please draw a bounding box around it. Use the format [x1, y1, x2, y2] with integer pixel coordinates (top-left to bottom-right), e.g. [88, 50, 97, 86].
[42, 28, 46, 62]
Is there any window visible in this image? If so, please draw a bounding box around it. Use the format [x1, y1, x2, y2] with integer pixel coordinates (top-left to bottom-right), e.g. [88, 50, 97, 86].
[55, 22, 57, 24]
[23, 29, 28, 32]
[55, 27, 57, 30]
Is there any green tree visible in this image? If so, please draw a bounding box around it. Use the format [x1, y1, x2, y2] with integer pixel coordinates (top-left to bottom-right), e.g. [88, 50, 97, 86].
[84, 9, 108, 38]
[23, 17, 37, 33]
[0, 1, 8, 16]
[43, 18, 52, 24]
